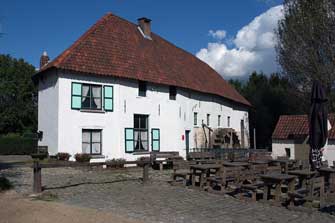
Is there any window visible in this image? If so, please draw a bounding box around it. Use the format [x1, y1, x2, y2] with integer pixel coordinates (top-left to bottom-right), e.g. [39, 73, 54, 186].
[207, 114, 210, 126]
[134, 114, 149, 151]
[82, 129, 102, 155]
[71, 83, 113, 111]
[218, 115, 221, 127]
[138, 81, 147, 97]
[285, 148, 291, 158]
[82, 84, 102, 110]
[169, 86, 176, 100]
[227, 116, 231, 127]
[194, 112, 198, 126]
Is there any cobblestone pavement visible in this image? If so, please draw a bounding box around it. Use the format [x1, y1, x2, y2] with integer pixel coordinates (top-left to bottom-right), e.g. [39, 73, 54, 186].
[1, 166, 335, 223]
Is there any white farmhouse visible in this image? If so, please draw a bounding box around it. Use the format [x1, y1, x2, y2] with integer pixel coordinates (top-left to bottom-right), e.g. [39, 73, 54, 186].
[272, 114, 335, 166]
[33, 13, 251, 161]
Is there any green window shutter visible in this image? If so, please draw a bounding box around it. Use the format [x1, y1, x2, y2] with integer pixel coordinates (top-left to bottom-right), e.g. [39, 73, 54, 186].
[72, 83, 82, 109]
[125, 128, 134, 153]
[104, 86, 113, 111]
[151, 128, 160, 152]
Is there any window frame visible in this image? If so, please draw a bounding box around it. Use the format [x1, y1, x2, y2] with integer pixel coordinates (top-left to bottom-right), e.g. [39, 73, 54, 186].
[206, 114, 210, 126]
[134, 114, 149, 152]
[82, 129, 102, 155]
[169, 86, 177, 100]
[194, 112, 198, 126]
[81, 84, 103, 110]
[138, 81, 147, 97]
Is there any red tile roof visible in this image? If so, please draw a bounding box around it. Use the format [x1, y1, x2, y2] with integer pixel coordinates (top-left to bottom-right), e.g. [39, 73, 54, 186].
[272, 114, 335, 140]
[36, 13, 251, 107]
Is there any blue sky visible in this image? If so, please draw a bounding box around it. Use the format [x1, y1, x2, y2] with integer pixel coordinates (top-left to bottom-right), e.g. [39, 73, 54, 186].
[0, 0, 283, 78]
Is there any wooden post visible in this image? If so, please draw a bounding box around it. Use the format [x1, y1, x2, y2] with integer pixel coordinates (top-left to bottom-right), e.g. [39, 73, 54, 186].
[143, 162, 149, 184]
[253, 128, 256, 150]
[33, 161, 42, 193]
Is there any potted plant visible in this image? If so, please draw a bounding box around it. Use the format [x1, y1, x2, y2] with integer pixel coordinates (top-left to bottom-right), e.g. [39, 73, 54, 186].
[74, 153, 91, 163]
[56, 152, 71, 161]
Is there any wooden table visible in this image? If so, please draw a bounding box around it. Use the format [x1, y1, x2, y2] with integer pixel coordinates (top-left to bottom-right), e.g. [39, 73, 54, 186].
[260, 173, 296, 202]
[190, 164, 222, 188]
[194, 159, 218, 165]
[249, 160, 271, 165]
[222, 161, 250, 168]
[318, 167, 335, 192]
[288, 170, 317, 195]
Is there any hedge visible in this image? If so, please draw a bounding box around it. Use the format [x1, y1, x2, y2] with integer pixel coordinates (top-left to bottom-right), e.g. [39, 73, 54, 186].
[0, 134, 37, 155]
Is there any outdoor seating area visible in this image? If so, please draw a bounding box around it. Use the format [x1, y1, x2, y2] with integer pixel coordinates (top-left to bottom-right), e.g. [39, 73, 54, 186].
[171, 152, 335, 208]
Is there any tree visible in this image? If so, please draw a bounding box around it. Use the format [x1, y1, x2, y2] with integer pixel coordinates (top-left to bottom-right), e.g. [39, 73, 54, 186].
[277, 0, 335, 111]
[230, 72, 304, 149]
[0, 55, 37, 135]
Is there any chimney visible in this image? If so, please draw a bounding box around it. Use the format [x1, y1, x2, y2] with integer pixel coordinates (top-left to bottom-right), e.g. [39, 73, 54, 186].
[137, 17, 151, 38]
[40, 51, 49, 69]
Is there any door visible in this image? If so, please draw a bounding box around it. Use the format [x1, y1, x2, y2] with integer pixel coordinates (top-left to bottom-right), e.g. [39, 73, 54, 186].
[185, 130, 190, 156]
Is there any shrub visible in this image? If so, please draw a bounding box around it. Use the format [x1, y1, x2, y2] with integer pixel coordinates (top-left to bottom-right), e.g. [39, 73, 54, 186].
[0, 177, 13, 191]
[106, 158, 126, 168]
[74, 153, 91, 163]
[0, 134, 37, 155]
[56, 152, 71, 161]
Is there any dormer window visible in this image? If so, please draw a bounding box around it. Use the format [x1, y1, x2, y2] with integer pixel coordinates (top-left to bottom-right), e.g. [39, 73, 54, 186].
[138, 81, 147, 97]
[169, 86, 176, 100]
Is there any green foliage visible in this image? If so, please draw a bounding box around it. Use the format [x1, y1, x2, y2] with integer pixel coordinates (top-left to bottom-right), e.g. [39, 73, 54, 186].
[0, 54, 37, 135]
[56, 152, 71, 161]
[277, 0, 335, 110]
[0, 176, 13, 191]
[0, 134, 37, 155]
[106, 158, 126, 168]
[230, 72, 305, 149]
[74, 153, 91, 162]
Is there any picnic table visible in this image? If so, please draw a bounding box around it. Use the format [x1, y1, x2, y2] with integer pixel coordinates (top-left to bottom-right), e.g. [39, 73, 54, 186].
[260, 173, 296, 202]
[222, 161, 250, 168]
[270, 159, 294, 173]
[318, 167, 335, 192]
[249, 160, 270, 165]
[194, 159, 218, 165]
[190, 164, 222, 188]
[288, 170, 317, 195]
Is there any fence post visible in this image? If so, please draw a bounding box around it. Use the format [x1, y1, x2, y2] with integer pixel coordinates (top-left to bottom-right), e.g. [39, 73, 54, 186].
[33, 160, 42, 193]
[143, 162, 149, 184]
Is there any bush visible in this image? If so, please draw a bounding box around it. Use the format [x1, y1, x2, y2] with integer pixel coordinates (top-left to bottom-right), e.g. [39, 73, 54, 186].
[0, 177, 13, 191]
[74, 153, 91, 163]
[56, 152, 71, 161]
[106, 158, 126, 168]
[0, 134, 37, 155]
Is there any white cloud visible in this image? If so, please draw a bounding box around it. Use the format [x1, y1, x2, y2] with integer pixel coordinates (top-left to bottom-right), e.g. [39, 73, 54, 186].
[208, 30, 227, 40]
[196, 5, 283, 78]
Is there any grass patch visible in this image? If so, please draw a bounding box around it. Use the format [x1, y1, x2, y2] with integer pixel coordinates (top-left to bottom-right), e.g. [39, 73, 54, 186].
[0, 176, 13, 191]
[33, 192, 58, 202]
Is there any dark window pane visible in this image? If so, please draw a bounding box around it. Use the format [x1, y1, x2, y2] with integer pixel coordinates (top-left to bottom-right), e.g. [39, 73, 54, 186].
[82, 97, 91, 109]
[169, 86, 176, 100]
[140, 116, 147, 129]
[138, 81, 147, 97]
[134, 115, 140, 129]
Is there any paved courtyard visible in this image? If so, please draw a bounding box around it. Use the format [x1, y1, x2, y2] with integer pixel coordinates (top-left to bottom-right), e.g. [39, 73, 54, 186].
[1, 164, 335, 223]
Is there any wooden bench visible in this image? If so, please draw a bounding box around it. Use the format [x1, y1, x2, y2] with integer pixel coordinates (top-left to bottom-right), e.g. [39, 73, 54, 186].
[171, 160, 196, 186]
[207, 166, 243, 193]
[288, 176, 325, 208]
[151, 152, 180, 170]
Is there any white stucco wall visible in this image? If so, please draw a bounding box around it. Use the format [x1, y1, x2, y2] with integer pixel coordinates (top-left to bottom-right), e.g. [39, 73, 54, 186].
[272, 139, 296, 159]
[37, 70, 59, 154]
[39, 70, 249, 160]
[272, 139, 335, 166]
